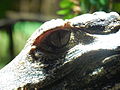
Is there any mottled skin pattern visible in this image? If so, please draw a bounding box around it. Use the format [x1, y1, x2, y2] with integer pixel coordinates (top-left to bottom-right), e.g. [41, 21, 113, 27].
[0, 12, 120, 90]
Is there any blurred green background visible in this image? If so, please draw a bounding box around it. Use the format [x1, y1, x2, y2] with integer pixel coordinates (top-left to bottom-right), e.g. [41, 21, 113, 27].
[0, 0, 120, 69]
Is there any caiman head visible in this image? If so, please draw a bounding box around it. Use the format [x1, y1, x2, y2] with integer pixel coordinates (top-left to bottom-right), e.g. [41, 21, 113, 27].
[0, 12, 120, 90]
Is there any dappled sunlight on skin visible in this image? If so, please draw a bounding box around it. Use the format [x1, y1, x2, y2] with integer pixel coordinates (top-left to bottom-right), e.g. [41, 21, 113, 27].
[89, 67, 104, 76]
[66, 30, 120, 62]
[69, 12, 119, 26]
[92, 31, 120, 49]
[0, 12, 120, 89]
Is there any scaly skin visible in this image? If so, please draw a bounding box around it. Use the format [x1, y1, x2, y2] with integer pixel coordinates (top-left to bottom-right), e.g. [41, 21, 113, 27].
[0, 12, 120, 90]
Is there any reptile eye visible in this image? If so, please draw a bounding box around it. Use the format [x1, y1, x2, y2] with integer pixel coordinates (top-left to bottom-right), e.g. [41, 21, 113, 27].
[48, 30, 70, 48]
[34, 29, 71, 53]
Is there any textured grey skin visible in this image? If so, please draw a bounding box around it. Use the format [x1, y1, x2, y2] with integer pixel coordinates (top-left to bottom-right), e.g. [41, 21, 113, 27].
[0, 12, 120, 90]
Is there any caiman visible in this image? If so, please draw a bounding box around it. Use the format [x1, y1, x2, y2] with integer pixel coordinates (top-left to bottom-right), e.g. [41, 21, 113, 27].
[0, 12, 120, 90]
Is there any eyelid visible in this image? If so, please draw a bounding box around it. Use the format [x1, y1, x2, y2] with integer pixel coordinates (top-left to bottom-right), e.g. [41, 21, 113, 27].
[31, 28, 71, 54]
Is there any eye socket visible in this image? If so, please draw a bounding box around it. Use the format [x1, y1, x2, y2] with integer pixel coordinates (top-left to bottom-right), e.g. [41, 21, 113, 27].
[36, 29, 71, 53]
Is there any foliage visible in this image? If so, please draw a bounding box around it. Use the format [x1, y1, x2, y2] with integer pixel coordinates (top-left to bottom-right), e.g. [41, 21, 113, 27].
[13, 21, 42, 55]
[0, 30, 10, 68]
[57, 0, 77, 19]
[0, 22, 42, 68]
[0, 0, 16, 18]
[57, 0, 110, 19]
